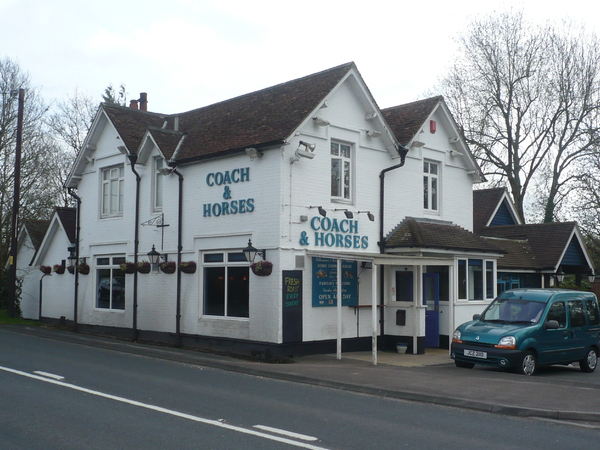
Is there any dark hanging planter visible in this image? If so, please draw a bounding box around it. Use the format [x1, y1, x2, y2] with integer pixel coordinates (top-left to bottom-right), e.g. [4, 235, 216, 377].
[137, 261, 151, 274]
[40, 265, 52, 275]
[179, 261, 197, 274]
[77, 264, 90, 275]
[53, 264, 65, 275]
[251, 260, 273, 276]
[160, 261, 177, 274]
[120, 262, 136, 274]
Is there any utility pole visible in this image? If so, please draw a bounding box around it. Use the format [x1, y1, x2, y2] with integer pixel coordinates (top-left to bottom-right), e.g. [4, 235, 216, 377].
[7, 88, 25, 318]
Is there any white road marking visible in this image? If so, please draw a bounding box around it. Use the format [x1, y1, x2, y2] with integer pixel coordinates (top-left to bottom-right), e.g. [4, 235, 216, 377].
[33, 371, 65, 381]
[0, 365, 328, 449]
[254, 425, 319, 441]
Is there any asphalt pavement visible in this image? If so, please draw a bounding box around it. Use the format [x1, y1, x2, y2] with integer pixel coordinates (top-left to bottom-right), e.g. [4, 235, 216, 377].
[3, 324, 600, 423]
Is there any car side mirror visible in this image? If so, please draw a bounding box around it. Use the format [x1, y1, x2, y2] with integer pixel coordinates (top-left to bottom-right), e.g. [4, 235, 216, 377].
[473, 314, 481, 321]
[545, 320, 560, 329]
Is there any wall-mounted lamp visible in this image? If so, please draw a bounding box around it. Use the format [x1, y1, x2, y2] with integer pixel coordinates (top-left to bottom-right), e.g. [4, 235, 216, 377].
[313, 117, 330, 127]
[290, 141, 316, 163]
[310, 206, 327, 217]
[450, 150, 463, 157]
[243, 239, 266, 263]
[411, 140, 425, 148]
[357, 211, 375, 221]
[334, 209, 353, 219]
[555, 267, 565, 284]
[588, 270, 595, 284]
[147, 245, 167, 267]
[67, 246, 86, 268]
[366, 130, 382, 138]
[245, 147, 263, 161]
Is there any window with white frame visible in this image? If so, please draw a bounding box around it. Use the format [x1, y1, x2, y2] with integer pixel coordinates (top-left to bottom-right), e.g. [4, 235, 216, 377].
[101, 165, 125, 217]
[96, 256, 126, 310]
[203, 251, 249, 318]
[458, 258, 495, 301]
[154, 157, 164, 211]
[423, 161, 439, 212]
[331, 141, 352, 201]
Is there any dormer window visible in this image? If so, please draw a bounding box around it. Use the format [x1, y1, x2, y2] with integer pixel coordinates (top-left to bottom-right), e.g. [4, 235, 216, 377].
[331, 141, 352, 202]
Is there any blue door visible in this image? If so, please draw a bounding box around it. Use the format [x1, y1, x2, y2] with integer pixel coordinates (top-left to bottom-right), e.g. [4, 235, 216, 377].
[424, 273, 440, 347]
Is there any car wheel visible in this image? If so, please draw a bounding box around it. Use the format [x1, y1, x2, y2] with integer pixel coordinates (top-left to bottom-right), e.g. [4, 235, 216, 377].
[518, 351, 536, 376]
[580, 348, 598, 373]
[455, 360, 475, 369]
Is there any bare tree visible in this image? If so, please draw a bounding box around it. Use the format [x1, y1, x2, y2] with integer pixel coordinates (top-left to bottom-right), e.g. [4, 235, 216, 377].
[440, 11, 600, 222]
[0, 58, 65, 266]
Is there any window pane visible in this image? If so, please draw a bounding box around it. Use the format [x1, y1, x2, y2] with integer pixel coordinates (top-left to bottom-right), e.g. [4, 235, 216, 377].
[548, 302, 566, 327]
[423, 176, 429, 209]
[458, 260, 466, 299]
[431, 178, 437, 210]
[341, 144, 351, 158]
[430, 163, 438, 175]
[569, 300, 586, 327]
[112, 273, 125, 310]
[468, 259, 483, 301]
[204, 253, 224, 263]
[228, 252, 247, 262]
[113, 257, 126, 265]
[586, 300, 600, 325]
[331, 142, 339, 156]
[97, 268, 112, 309]
[204, 267, 225, 316]
[486, 261, 494, 299]
[102, 183, 109, 215]
[331, 159, 341, 197]
[423, 162, 429, 173]
[227, 267, 249, 317]
[97, 257, 110, 266]
[343, 161, 350, 199]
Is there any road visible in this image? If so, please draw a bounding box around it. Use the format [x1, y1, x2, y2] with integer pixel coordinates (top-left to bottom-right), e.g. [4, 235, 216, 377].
[0, 327, 598, 449]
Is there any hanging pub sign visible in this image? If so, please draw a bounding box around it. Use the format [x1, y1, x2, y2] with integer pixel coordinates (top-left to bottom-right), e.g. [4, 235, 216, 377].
[312, 257, 358, 307]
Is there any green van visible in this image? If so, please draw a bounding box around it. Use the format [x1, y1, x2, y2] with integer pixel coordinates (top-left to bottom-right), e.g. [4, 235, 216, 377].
[451, 289, 600, 375]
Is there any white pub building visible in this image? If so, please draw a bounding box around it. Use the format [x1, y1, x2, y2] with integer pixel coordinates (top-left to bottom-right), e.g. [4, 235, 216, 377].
[31, 62, 505, 361]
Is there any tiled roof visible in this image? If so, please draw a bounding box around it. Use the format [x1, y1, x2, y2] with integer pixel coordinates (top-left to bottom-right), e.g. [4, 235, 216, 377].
[385, 218, 503, 253]
[381, 96, 443, 146]
[23, 220, 50, 250]
[56, 207, 77, 243]
[483, 237, 538, 270]
[479, 223, 577, 270]
[105, 62, 356, 162]
[473, 188, 506, 234]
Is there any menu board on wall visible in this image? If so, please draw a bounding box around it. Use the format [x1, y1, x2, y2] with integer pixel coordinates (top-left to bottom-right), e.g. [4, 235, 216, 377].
[312, 258, 358, 307]
[282, 270, 303, 343]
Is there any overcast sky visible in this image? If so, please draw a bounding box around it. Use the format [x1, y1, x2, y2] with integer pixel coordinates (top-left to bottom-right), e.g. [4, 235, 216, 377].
[2, 0, 599, 114]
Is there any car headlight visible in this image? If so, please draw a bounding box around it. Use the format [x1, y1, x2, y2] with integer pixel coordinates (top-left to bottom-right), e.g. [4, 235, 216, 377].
[495, 335, 516, 349]
[452, 329, 462, 343]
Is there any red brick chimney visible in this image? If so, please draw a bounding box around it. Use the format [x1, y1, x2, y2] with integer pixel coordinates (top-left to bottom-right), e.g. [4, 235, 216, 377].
[139, 92, 148, 111]
[129, 99, 139, 109]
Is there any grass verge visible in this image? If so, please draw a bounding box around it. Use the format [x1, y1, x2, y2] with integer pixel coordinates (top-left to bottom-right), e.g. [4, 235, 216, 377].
[0, 309, 40, 325]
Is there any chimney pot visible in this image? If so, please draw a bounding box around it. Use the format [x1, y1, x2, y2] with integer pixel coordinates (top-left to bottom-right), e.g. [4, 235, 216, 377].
[129, 100, 139, 109]
[139, 92, 148, 111]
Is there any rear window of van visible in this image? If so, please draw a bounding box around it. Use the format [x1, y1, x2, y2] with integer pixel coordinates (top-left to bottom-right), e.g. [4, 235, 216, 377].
[586, 300, 600, 326]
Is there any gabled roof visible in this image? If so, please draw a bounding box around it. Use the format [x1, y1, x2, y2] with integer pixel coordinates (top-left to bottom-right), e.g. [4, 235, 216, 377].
[473, 188, 521, 234]
[30, 207, 77, 267]
[382, 96, 443, 147]
[480, 222, 591, 271]
[56, 207, 77, 243]
[385, 218, 504, 254]
[21, 220, 50, 250]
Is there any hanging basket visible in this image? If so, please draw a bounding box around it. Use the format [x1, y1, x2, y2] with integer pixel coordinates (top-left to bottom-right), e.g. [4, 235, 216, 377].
[160, 262, 176, 274]
[137, 262, 151, 274]
[120, 262, 136, 274]
[78, 264, 90, 275]
[40, 265, 52, 275]
[53, 264, 65, 275]
[251, 261, 273, 276]
[179, 261, 197, 274]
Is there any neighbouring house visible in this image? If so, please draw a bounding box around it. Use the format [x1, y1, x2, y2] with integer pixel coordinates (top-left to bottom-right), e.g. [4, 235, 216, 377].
[25, 62, 560, 359]
[474, 188, 595, 291]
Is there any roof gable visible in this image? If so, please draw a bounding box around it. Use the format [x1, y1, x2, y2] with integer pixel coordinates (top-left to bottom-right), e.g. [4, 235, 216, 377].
[31, 208, 76, 266]
[473, 188, 521, 234]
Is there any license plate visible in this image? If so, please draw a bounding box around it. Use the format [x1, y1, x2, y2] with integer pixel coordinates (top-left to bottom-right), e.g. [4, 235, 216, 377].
[464, 349, 487, 359]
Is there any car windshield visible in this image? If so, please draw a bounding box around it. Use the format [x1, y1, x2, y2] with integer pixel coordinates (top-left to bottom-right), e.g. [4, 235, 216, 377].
[480, 298, 545, 324]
